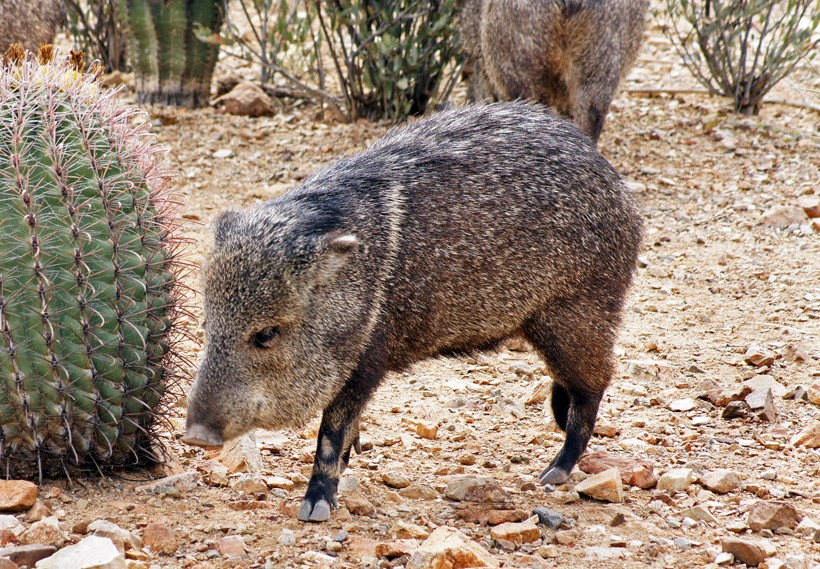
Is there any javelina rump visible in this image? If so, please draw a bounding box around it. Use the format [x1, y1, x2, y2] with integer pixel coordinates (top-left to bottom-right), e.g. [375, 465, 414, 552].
[184, 102, 643, 522]
[0, 0, 65, 53]
[460, 0, 649, 142]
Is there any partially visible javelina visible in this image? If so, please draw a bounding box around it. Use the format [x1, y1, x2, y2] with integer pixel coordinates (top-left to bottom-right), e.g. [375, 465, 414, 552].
[0, 0, 66, 53]
[460, 0, 649, 142]
[184, 102, 644, 522]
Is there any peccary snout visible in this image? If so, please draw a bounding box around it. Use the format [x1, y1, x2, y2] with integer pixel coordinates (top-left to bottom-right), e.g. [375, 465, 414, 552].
[185, 102, 643, 523]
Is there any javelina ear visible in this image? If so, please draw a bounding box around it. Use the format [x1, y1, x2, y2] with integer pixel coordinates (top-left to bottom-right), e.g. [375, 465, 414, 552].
[313, 233, 360, 284]
[213, 209, 243, 248]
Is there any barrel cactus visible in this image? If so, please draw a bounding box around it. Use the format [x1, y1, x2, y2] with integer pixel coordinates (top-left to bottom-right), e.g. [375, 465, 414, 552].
[0, 45, 192, 479]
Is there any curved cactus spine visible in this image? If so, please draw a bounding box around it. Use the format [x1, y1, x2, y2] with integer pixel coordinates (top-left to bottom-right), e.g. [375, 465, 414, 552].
[0, 46, 195, 479]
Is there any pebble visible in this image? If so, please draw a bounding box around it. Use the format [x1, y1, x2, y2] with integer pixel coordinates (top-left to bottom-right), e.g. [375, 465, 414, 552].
[489, 516, 541, 545]
[35, 535, 124, 569]
[720, 537, 765, 567]
[747, 501, 802, 532]
[673, 505, 716, 524]
[406, 526, 500, 569]
[669, 398, 697, 412]
[218, 433, 263, 473]
[279, 529, 296, 546]
[401, 418, 439, 440]
[216, 535, 246, 558]
[213, 148, 234, 159]
[136, 472, 200, 497]
[342, 488, 376, 516]
[577, 451, 657, 489]
[656, 469, 693, 493]
[230, 473, 267, 495]
[141, 522, 177, 555]
[745, 388, 777, 422]
[554, 530, 576, 545]
[400, 483, 440, 500]
[88, 520, 139, 553]
[20, 516, 66, 547]
[533, 507, 565, 530]
[390, 520, 430, 539]
[759, 205, 808, 229]
[789, 421, 820, 448]
[0, 545, 57, 568]
[444, 475, 509, 503]
[0, 482, 37, 513]
[761, 470, 777, 481]
[25, 501, 50, 523]
[381, 470, 412, 489]
[375, 540, 416, 558]
[574, 468, 623, 503]
[264, 476, 294, 490]
[700, 469, 742, 494]
[213, 81, 275, 117]
[715, 551, 734, 565]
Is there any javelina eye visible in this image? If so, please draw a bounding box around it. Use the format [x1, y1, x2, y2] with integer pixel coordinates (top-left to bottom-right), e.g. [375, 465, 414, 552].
[251, 327, 279, 349]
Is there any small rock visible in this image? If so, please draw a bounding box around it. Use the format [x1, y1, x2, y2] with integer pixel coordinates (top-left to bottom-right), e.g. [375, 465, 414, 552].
[444, 476, 509, 503]
[382, 470, 412, 489]
[454, 504, 528, 525]
[669, 398, 697, 412]
[748, 501, 802, 532]
[789, 421, 820, 448]
[745, 388, 777, 422]
[523, 380, 551, 405]
[230, 473, 267, 495]
[715, 551, 734, 565]
[390, 521, 430, 539]
[212, 148, 234, 159]
[213, 81, 275, 117]
[88, 520, 139, 553]
[279, 529, 296, 546]
[0, 515, 23, 546]
[577, 451, 657, 489]
[759, 206, 807, 229]
[673, 506, 716, 524]
[218, 433, 263, 473]
[141, 523, 177, 555]
[808, 381, 820, 406]
[136, 472, 200, 496]
[700, 469, 742, 494]
[400, 483, 440, 500]
[797, 196, 820, 218]
[0, 545, 56, 567]
[574, 468, 623, 503]
[401, 418, 439, 440]
[722, 400, 750, 419]
[489, 516, 541, 545]
[657, 469, 693, 493]
[554, 530, 576, 545]
[743, 375, 787, 397]
[20, 516, 66, 547]
[264, 476, 294, 490]
[0, 558, 16, 569]
[533, 507, 565, 530]
[0, 482, 37, 512]
[216, 535, 246, 558]
[726, 520, 748, 533]
[406, 526, 500, 569]
[538, 544, 559, 558]
[744, 344, 776, 367]
[25, 501, 50, 523]
[794, 517, 819, 536]
[198, 461, 230, 487]
[720, 538, 765, 567]
[35, 535, 125, 569]
[343, 489, 375, 516]
[375, 540, 416, 558]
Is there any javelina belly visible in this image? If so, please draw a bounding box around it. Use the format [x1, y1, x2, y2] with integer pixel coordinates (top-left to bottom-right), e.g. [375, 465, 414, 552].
[461, 0, 649, 142]
[184, 102, 643, 522]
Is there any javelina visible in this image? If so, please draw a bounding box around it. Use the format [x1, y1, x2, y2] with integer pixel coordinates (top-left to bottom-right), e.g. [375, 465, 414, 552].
[183, 102, 643, 522]
[0, 0, 66, 53]
[460, 0, 649, 142]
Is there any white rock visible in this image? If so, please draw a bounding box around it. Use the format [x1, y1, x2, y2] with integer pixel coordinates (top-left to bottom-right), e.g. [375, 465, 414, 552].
[36, 535, 125, 569]
[715, 551, 733, 565]
[657, 469, 693, 493]
[669, 398, 697, 412]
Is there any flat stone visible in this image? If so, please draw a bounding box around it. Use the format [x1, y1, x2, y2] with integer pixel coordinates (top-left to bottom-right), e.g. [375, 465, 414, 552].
[136, 472, 199, 496]
[748, 501, 802, 532]
[216, 535, 246, 558]
[577, 451, 657, 489]
[797, 196, 820, 218]
[715, 551, 734, 565]
[263, 476, 294, 490]
[795, 517, 819, 536]
[669, 398, 697, 412]
[0, 545, 57, 567]
[760, 206, 807, 229]
[401, 418, 439, 440]
[400, 484, 440, 500]
[213, 81, 275, 117]
[444, 476, 509, 503]
[218, 433, 263, 473]
[672, 505, 716, 524]
[0, 482, 37, 513]
[700, 469, 742, 494]
[390, 521, 430, 539]
[489, 516, 541, 545]
[554, 530, 576, 545]
[25, 501, 50, 523]
[720, 538, 765, 567]
[745, 388, 777, 422]
[342, 489, 375, 516]
[407, 526, 500, 569]
[230, 473, 267, 495]
[533, 507, 565, 530]
[382, 470, 412, 489]
[198, 461, 229, 487]
[88, 520, 139, 553]
[141, 523, 177, 555]
[35, 535, 125, 569]
[789, 421, 820, 448]
[722, 400, 750, 419]
[374, 540, 416, 558]
[743, 375, 787, 397]
[454, 504, 527, 525]
[574, 468, 623, 503]
[21, 517, 66, 547]
[657, 468, 693, 493]
[0, 558, 16, 569]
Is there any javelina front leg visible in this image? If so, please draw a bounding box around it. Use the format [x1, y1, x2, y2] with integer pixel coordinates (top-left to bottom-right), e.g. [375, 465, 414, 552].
[297, 375, 377, 522]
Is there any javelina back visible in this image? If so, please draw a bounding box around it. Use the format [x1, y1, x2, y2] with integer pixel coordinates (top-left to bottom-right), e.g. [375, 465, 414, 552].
[184, 102, 644, 522]
[460, 0, 649, 142]
[0, 0, 66, 53]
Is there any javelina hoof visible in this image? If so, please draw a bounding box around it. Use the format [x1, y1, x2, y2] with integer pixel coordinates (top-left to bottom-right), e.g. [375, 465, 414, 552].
[297, 486, 337, 522]
[181, 423, 224, 450]
[540, 466, 570, 486]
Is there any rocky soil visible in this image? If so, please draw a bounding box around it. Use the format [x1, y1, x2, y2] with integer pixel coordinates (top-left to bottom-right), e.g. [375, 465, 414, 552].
[1, 11, 819, 569]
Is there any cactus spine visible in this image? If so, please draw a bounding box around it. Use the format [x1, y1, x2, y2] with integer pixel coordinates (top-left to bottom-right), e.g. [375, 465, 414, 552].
[0, 45, 192, 479]
[124, 0, 223, 108]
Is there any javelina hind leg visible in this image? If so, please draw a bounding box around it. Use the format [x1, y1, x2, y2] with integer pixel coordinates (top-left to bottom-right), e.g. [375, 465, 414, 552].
[297, 366, 381, 522]
[523, 304, 614, 485]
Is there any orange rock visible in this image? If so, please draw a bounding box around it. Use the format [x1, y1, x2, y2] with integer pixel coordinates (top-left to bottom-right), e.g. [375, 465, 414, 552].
[142, 522, 177, 555]
[0, 481, 37, 512]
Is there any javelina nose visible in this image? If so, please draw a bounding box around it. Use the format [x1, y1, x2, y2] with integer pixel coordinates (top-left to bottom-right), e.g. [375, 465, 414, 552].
[181, 423, 225, 450]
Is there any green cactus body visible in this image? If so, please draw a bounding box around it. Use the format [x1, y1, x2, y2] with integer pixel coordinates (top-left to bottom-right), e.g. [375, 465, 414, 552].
[125, 0, 223, 108]
[0, 50, 190, 479]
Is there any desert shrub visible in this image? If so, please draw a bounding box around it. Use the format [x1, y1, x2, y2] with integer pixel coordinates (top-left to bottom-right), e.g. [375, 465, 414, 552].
[664, 0, 819, 114]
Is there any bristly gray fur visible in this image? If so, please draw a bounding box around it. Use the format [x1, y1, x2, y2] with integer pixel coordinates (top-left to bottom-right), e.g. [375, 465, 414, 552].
[459, 0, 649, 142]
[0, 0, 66, 53]
[186, 102, 644, 521]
